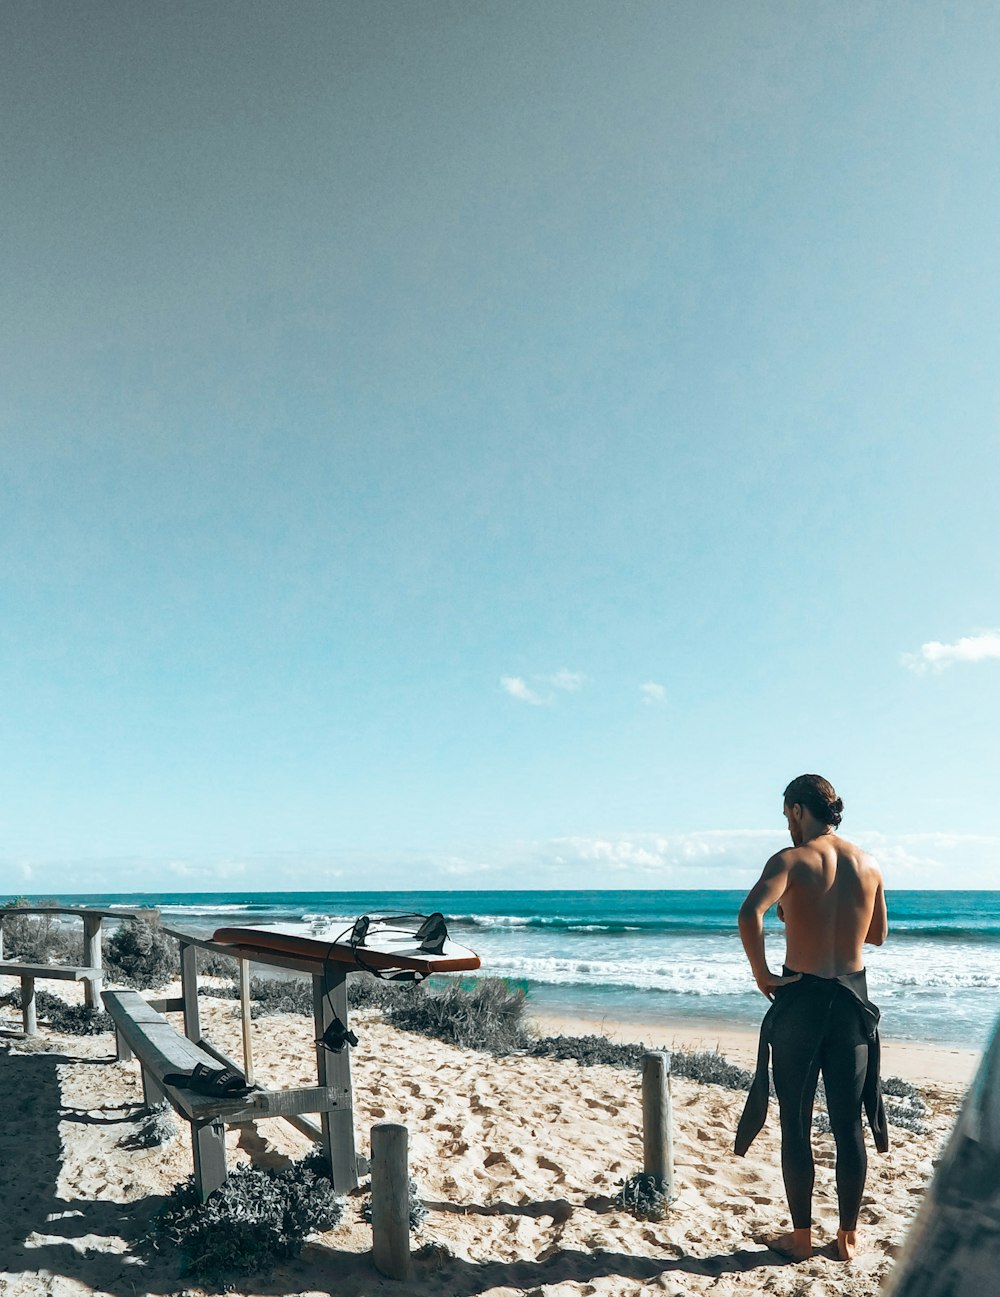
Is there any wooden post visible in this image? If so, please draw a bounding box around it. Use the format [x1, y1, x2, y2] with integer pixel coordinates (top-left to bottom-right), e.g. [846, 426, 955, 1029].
[179, 941, 201, 1042]
[642, 1051, 674, 1199]
[312, 963, 358, 1192]
[81, 913, 103, 1010]
[192, 1117, 227, 1202]
[882, 1015, 1000, 1295]
[238, 959, 255, 1086]
[21, 976, 37, 1036]
[371, 1122, 412, 1282]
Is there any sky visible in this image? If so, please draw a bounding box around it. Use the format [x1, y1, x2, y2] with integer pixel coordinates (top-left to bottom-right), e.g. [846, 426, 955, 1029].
[2, 2, 998, 893]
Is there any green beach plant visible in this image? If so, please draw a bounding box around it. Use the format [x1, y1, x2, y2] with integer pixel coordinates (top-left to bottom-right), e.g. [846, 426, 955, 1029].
[104, 917, 179, 989]
[151, 1160, 343, 1286]
[1, 899, 75, 963]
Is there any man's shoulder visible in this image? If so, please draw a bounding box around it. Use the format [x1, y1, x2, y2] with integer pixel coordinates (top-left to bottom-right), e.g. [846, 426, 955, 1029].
[834, 835, 882, 875]
[764, 844, 804, 872]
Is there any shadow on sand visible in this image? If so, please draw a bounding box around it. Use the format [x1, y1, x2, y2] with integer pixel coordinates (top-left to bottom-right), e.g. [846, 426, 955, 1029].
[0, 1041, 794, 1295]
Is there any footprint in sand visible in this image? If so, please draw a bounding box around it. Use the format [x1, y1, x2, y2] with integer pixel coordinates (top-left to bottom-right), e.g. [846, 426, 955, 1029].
[537, 1155, 565, 1181]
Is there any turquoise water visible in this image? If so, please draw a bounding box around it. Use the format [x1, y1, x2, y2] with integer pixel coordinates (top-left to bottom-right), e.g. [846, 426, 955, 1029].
[7, 889, 999, 1049]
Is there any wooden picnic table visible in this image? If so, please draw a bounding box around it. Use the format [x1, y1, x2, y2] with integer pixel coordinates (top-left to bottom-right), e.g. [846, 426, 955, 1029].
[0, 905, 158, 1025]
[161, 924, 365, 1193]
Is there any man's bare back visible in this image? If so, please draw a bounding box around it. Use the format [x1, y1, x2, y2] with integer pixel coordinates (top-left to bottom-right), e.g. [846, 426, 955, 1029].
[778, 833, 886, 978]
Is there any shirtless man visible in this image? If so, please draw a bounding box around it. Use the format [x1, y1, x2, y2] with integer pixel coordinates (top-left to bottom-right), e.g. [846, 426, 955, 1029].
[736, 774, 888, 1263]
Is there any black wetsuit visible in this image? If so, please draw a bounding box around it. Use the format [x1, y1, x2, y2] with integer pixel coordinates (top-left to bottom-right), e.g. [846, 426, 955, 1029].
[735, 968, 887, 1231]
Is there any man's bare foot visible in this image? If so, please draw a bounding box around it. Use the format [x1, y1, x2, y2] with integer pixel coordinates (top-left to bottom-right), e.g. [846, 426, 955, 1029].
[836, 1228, 859, 1261]
[761, 1228, 813, 1261]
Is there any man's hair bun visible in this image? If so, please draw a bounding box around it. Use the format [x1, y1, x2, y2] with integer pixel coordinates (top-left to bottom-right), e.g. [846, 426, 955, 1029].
[784, 774, 844, 828]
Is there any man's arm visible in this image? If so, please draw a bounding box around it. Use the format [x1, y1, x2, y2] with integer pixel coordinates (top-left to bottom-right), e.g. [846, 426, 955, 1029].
[865, 877, 888, 946]
[738, 851, 801, 1000]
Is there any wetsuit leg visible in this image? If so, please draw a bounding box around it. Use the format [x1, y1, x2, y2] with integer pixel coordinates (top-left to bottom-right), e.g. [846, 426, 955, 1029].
[770, 990, 829, 1229]
[819, 993, 869, 1231]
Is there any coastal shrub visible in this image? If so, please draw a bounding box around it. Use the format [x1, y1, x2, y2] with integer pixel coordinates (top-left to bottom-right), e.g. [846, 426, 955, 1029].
[247, 977, 313, 1019]
[881, 1076, 928, 1134]
[530, 1034, 646, 1069]
[613, 1171, 672, 1220]
[670, 1049, 755, 1090]
[1, 900, 75, 963]
[104, 918, 179, 990]
[120, 1105, 178, 1149]
[529, 1037, 756, 1091]
[151, 1161, 343, 1285]
[0, 987, 113, 1035]
[197, 949, 239, 979]
[386, 977, 530, 1054]
[0, 987, 67, 1018]
[347, 973, 410, 1012]
[362, 1177, 428, 1231]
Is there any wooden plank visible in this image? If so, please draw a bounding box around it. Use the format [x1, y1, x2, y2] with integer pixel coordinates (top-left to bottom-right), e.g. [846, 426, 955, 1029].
[196, 1035, 245, 1077]
[881, 1017, 1000, 1296]
[0, 907, 158, 920]
[103, 990, 347, 1125]
[250, 1086, 350, 1120]
[0, 962, 101, 980]
[313, 963, 358, 1193]
[146, 997, 185, 1014]
[161, 926, 334, 978]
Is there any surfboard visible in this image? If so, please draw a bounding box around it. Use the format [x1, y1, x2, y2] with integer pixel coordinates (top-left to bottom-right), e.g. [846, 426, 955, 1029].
[211, 921, 482, 975]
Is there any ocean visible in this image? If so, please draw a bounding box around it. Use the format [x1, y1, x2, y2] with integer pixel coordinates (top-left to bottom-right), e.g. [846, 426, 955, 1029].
[11, 890, 1000, 1050]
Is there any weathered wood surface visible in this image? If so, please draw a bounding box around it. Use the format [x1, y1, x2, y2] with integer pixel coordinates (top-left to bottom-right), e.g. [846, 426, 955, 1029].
[0, 962, 100, 980]
[371, 1122, 413, 1281]
[81, 913, 103, 1009]
[882, 1017, 1000, 1296]
[0, 906, 157, 919]
[642, 1051, 675, 1199]
[162, 925, 346, 978]
[314, 962, 359, 1192]
[238, 959, 255, 1085]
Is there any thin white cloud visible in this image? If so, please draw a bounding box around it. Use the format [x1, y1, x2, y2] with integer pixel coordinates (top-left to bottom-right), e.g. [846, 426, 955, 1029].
[902, 630, 1000, 673]
[500, 675, 547, 706]
[640, 681, 666, 705]
[551, 669, 586, 692]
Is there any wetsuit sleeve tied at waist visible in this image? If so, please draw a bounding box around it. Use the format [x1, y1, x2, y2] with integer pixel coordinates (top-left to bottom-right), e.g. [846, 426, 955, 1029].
[734, 972, 888, 1157]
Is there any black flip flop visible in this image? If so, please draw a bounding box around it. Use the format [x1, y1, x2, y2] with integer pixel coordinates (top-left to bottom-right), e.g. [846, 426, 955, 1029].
[163, 1062, 253, 1098]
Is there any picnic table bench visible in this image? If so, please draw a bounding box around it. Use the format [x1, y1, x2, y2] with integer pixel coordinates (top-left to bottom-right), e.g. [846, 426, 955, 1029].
[103, 925, 368, 1201]
[0, 906, 156, 1035]
[103, 989, 350, 1200]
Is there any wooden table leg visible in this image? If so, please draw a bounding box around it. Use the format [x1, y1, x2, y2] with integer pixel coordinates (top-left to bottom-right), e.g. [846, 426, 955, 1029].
[82, 914, 103, 1010]
[179, 941, 201, 1041]
[313, 964, 358, 1192]
[238, 959, 255, 1085]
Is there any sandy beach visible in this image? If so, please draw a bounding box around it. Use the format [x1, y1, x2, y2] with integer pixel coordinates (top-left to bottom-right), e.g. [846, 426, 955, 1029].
[0, 976, 974, 1297]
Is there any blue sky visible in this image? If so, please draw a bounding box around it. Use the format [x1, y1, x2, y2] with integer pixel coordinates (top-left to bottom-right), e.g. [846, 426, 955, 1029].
[2, 2, 998, 892]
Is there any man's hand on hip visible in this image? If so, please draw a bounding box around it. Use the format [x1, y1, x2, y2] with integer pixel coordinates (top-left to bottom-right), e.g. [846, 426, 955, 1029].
[756, 970, 802, 1001]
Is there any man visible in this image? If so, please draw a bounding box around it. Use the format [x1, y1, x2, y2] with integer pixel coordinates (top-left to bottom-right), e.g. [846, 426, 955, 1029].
[735, 774, 888, 1263]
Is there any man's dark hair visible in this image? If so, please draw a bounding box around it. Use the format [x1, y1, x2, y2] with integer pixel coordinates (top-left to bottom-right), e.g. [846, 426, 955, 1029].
[783, 774, 844, 828]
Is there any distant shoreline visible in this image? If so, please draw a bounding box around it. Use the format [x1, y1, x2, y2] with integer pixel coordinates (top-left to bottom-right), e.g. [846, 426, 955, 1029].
[528, 1008, 982, 1089]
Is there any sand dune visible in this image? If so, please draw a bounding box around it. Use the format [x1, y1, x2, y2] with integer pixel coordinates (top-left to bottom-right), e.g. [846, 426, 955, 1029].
[0, 979, 967, 1297]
